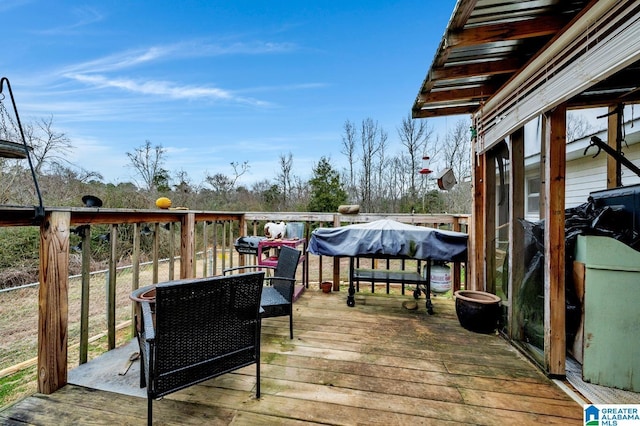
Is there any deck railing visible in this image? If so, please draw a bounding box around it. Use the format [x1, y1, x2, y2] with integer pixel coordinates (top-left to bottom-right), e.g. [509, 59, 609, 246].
[0, 207, 468, 395]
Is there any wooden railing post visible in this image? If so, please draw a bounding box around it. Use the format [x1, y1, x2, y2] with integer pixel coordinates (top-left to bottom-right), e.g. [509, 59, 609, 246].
[79, 225, 91, 364]
[107, 224, 118, 350]
[452, 217, 462, 292]
[168, 222, 175, 280]
[181, 213, 196, 279]
[131, 223, 141, 338]
[38, 211, 70, 394]
[332, 214, 341, 291]
[152, 222, 160, 283]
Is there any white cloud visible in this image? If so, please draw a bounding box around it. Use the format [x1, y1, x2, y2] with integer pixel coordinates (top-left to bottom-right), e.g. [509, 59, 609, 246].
[59, 40, 296, 75]
[63, 73, 271, 106]
[35, 6, 105, 36]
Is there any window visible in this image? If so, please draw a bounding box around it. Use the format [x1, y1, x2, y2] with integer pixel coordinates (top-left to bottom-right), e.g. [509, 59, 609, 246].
[527, 177, 540, 215]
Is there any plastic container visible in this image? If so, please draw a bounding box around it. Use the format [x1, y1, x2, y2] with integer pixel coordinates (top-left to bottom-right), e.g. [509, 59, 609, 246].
[286, 222, 304, 239]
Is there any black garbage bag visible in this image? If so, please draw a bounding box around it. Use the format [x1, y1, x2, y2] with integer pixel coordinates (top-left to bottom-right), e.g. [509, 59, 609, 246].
[517, 218, 581, 350]
[516, 197, 640, 352]
[517, 251, 544, 348]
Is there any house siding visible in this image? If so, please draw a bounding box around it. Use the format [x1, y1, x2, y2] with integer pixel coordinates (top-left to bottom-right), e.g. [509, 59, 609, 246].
[566, 143, 640, 208]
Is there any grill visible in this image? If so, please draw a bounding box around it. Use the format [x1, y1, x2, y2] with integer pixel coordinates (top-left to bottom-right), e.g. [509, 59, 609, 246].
[233, 236, 267, 255]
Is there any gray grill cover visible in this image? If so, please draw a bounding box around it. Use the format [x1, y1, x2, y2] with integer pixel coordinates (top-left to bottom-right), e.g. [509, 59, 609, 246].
[308, 219, 467, 261]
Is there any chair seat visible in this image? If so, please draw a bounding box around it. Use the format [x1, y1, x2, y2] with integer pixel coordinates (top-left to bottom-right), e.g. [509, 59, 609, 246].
[224, 245, 301, 339]
[261, 287, 287, 307]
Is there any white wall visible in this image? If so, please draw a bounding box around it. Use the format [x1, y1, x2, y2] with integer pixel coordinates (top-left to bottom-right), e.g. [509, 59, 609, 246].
[522, 113, 640, 219]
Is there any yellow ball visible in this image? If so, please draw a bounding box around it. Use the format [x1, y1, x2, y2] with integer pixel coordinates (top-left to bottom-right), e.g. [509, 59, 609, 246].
[155, 197, 172, 209]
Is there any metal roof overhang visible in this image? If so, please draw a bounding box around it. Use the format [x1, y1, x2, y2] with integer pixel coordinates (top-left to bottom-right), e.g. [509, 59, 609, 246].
[412, 0, 640, 153]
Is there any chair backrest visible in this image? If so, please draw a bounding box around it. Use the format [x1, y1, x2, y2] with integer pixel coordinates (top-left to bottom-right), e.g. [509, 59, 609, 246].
[151, 271, 264, 397]
[274, 245, 301, 279]
[271, 246, 301, 300]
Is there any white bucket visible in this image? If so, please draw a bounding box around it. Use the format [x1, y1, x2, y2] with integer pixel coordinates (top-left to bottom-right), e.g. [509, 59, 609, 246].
[286, 222, 304, 239]
[428, 263, 452, 293]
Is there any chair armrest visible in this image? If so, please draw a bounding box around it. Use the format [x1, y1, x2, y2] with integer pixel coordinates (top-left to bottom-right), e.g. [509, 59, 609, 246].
[141, 301, 155, 341]
[264, 276, 296, 284]
[223, 265, 275, 275]
[265, 276, 296, 300]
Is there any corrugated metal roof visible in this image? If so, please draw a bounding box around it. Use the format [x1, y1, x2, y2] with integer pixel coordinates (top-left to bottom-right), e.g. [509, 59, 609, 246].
[411, 0, 634, 118]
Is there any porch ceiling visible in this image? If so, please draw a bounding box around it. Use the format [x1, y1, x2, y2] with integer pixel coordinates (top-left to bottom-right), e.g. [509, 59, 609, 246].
[412, 0, 640, 119]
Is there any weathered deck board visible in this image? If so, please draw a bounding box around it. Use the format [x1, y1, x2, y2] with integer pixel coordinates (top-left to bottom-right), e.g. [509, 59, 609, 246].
[1, 290, 583, 425]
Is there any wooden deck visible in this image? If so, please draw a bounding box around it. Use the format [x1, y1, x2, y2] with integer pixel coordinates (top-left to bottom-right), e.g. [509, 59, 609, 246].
[1, 289, 583, 425]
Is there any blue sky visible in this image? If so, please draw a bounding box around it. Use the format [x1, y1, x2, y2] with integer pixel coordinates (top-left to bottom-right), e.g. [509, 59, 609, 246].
[0, 0, 460, 187]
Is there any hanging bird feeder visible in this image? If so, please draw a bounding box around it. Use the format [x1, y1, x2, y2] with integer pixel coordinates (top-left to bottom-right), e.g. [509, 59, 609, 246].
[419, 156, 432, 175]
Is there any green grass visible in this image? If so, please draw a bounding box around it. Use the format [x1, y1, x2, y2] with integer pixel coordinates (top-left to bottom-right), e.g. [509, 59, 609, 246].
[0, 326, 133, 411]
[0, 366, 37, 410]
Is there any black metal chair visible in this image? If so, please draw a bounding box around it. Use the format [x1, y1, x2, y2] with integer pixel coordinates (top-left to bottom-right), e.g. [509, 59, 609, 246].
[224, 245, 301, 339]
[135, 271, 264, 426]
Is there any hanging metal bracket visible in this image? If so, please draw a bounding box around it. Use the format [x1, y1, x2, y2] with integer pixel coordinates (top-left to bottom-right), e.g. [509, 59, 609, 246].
[584, 135, 640, 180]
[0, 77, 45, 223]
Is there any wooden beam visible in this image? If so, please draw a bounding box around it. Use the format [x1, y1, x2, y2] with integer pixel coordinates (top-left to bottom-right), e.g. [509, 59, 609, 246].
[38, 211, 70, 394]
[543, 104, 567, 377]
[477, 0, 639, 152]
[484, 149, 497, 294]
[508, 127, 525, 339]
[449, 0, 478, 30]
[431, 58, 521, 81]
[470, 149, 485, 291]
[447, 15, 567, 48]
[539, 117, 547, 219]
[420, 84, 494, 103]
[413, 105, 477, 119]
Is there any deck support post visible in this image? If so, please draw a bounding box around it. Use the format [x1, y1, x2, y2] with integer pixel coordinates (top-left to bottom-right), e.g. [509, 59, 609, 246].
[543, 104, 567, 376]
[38, 211, 70, 394]
[508, 127, 525, 339]
[470, 149, 485, 291]
[484, 148, 497, 294]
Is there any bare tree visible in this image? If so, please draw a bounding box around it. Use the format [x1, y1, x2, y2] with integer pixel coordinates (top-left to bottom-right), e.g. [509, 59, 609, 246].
[384, 156, 407, 211]
[442, 120, 471, 182]
[276, 152, 293, 209]
[567, 112, 595, 142]
[126, 140, 167, 191]
[0, 114, 73, 175]
[205, 172, 233, 194]
[397, 114, 433, 198]
[0, 114, 99, 207]
[441, 120, 472, 213]
[230, 161, 250, 187]
[358, 118, 383, 212]
[374, 127, 389, 209]
[29, 116, 73, 174]
[341, 120, 357, 201]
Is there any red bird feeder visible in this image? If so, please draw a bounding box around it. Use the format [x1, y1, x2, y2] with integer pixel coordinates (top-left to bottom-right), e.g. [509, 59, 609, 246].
[419, 156, 432, 175]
